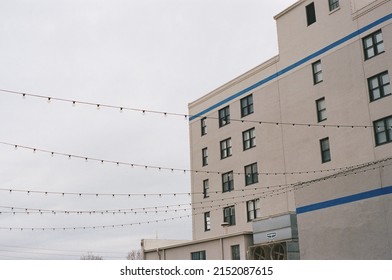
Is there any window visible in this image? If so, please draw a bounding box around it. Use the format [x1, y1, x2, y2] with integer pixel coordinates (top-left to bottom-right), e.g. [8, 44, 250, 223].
[220, 138, 232, 159]
[243, 127, 256, 150]
[306, 2, 316, 26]
[231, 245, 240, 260]
[245, 163, 258, 186]
[329, 0, 339, 11]
[203, 179, 209, 198]
[247, 199, 261, 222]
[201, 117, 207, 136]
[363, 30, 384, 60]
[320, 137, 331, 163]
[219, 106, 230, 127]
[202, 148, 208, 166]
[316, 97, 327, 122]
[374, 116, 392, 146]
[204, 212, 211, 231]
[223, 206, 236, 226]
[368, 71, 391, 102]
[312, 60, 323, 84]
[191, 251, 206, 260]
[240, 94, 254, 117]
[222, 171, 234, 192]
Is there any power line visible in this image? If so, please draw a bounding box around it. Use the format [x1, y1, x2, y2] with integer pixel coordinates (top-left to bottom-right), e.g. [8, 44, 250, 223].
[0, 244, 127, 256]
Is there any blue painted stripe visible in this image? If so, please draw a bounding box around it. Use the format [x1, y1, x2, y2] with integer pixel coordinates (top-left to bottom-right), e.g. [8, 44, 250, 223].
[296, 185, 392, 214]
[189, 13, 392, 121]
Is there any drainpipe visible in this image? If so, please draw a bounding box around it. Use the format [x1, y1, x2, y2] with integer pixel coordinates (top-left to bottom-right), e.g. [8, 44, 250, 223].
[156, 248, 161, 260]
[220, 238, 224, 259]
[220, 222, 229, 260]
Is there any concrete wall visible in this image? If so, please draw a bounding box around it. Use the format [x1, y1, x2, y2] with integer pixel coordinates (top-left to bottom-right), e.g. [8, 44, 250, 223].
[186, 0, 392, 259]
[296, 162, 392, 259]
[143, 234, 253, 260]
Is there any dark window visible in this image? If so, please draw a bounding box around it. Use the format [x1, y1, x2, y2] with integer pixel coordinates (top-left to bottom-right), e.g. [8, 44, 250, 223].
[222, 171, 234, 192]
[368, 71, 391, 102]
[247, 199, 260, 222]
[203, 179, 209, 198]
[363, 30, 384, 60]
[201, 117, 207, 136]
[240, 94, 254, 117]
[219, 106, 230, 127]
[191, 251, 206, 260]
[312, 60, 323, 84]
[374, 116, 392, 146]
[329, 0, 339, 11]
[320, 137, 331, 163]
[306, 2, 316, 26]
[204, 212, 211, 231]
[316, 97, 327, 122]
[223, 206, 236, 226]
[220, 138, 232, 159]
[243, 127, 256, 150]
[202, 148, 208, 166]
[245, 163, 258, 186]
[231, 245, 240, 260]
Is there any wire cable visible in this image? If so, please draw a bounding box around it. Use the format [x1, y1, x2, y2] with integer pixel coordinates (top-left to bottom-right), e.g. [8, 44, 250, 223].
[0, 140, 379, 176]
[0, 88, 383, 128]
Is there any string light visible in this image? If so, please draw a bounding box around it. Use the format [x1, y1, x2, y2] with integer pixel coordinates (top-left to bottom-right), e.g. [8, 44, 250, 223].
[2, 156, 388, 231]
[0, 157, 389, 201]
[0, 205, 192, 215]
[0, 88, 382, 129]
[0, 214, 192, 231]
[0, 140, 377, 176]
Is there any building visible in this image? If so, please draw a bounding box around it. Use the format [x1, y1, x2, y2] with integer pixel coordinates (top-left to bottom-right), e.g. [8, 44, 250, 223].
[142, 0, 392, 259]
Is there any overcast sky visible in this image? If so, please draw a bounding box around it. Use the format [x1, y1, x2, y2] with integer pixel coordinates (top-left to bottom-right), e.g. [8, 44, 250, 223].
[0, 0, 297, 260]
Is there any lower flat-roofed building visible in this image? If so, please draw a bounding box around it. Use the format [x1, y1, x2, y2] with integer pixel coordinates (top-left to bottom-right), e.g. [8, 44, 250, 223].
[142, 0, 392, 259]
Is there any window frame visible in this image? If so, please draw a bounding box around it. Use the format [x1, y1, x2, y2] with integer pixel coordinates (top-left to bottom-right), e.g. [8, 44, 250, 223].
[312, 60, 323, 84]
[362, 30, 384, 60]
[202, 147, 208, 166]
[203, 179, 209, 198]
[247, 199, 261, 222]
[222, 171, 234, 193]
[368, 71, 391, 102]
[306, 2, 316, 26]
[245, 163, 259, 186]
[204, 212, 211, 231]
[201, 117, 207, 136]
[373, 116, 392, 146]
[320, 137, 331, 163]
[243, 127, 256, 150]
[316, 97, 327, 122]
[328, 0, 339, 12]
[191, 251, 206, 260]
[218, 106, 230, 127]
[240, 94, 254, 118]
[223, 205, 236, 226]
[220, 138, 232, 159]
[231, 245, 241, 260]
